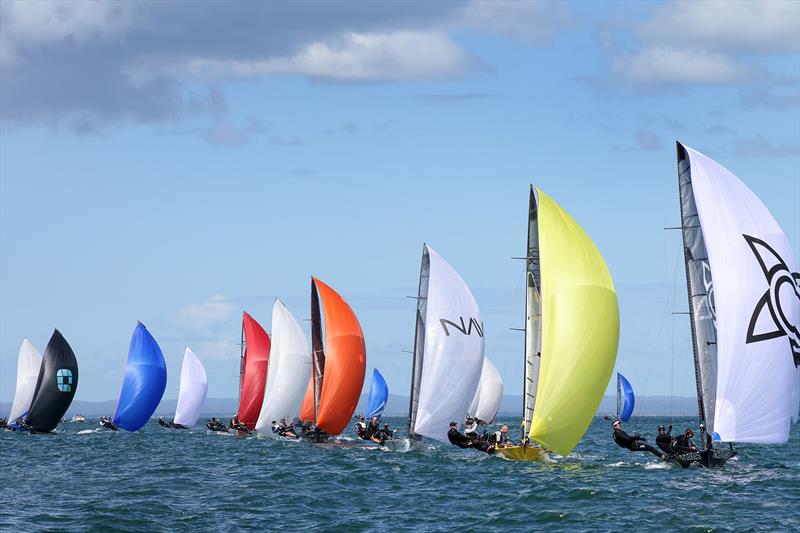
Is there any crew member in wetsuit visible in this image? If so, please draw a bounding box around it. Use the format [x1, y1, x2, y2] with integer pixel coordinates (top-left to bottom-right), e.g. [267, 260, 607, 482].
[277, 418, 297, 438]
[673, 428, 698, 454]
[365, 416, 384, 444]
[464, 417, 480, 440]
[489, 425, 513, 449]
[655, 424, 674, 454]
[354, 416, 367, 439]
[612, 420, 667, 460]
[448, 422, 473, 449]
[159, 417, 170, 428]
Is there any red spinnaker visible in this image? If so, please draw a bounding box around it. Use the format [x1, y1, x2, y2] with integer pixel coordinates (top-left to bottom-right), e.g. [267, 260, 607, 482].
[238, 312, 270, 430]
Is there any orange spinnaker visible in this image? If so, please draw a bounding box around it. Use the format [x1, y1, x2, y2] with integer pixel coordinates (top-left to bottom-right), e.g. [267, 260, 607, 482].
[300, 277, 366, 434]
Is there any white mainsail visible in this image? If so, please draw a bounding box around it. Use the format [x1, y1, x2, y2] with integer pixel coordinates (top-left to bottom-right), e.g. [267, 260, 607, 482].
[255, 299, 310, 434]
[412, 245, 485, 443]
[173, 347, 208, 428]
[683, 144, 798, 444]
[7, 339, 43, 422]
[467, 357, 503, 424]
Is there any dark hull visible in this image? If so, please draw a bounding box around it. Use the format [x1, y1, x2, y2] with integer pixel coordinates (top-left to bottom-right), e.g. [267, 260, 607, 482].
[670, 447, 736, 468]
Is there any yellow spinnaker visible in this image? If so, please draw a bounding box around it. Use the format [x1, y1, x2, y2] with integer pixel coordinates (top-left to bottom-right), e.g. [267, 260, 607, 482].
[529, 188, 620, 456]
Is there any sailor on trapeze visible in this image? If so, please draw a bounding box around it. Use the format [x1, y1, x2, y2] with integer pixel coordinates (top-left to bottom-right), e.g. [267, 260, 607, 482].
[612, 419, 667, 460]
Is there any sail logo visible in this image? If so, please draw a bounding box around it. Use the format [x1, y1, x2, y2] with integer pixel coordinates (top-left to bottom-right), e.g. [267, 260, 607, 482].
[743, 235, 800, 367]
[700, 261, 717, 326]
[56, 368, 73, 392]
[439, 317, 483, 337]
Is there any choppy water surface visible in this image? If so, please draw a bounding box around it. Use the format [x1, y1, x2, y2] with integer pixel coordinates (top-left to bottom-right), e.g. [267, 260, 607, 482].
[2, 416, 798, 532]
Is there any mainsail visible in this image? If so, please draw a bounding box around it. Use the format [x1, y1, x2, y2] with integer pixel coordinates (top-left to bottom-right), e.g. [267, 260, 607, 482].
[113, 323, 167, 432]
[616, 373, 635, 423]
[255, 300, 310, 433]
[25, 330, 78, 432]
[527, 187, 620, 456]
[365, 368, 389, 420]
[173, 347, 208, 428]
[299, 277, 366, 435]
[7, 339, 42, 423]
[467, 357, 503, 424]
[410, 245, 485, 443]
[677, 142, 798, 444]
[238, 312, 271, 430]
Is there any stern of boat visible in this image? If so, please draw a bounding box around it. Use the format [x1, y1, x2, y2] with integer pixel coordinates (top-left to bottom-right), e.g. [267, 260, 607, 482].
[495, 445, 549, 462]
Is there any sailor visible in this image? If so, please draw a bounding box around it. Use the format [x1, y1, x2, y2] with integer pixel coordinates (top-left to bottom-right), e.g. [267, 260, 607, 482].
[278, 418, 297, 438]
[354, 415, 367, 439]
[489, 425, 513, 449]
[158, 417, 170, 428]
[673, 428, 698, 454]
[365, 416, 383, 444]
[447, 422, 473, 449]
[271, 420, 281, 435]
[612, 420, 667, 460]
[464, 417, 480, 440]
[381, 422, 394, 440]
[655, 424, 674, 454]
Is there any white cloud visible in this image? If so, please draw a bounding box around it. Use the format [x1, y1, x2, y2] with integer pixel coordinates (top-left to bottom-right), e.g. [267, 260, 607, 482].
[180, 31, 473, 83]
[458, 0, 571, 42]
[174, 294, 236, 335]
[613, 47, 751, 86]
[638, 1, 800, 54]
[0, 0, 133, 66]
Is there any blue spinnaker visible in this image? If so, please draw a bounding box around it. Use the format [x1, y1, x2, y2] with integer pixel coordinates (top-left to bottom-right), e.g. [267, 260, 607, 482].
[113, 323, 167, 432]
[365, 369, 388, 420]
[617, 373, 635, 422]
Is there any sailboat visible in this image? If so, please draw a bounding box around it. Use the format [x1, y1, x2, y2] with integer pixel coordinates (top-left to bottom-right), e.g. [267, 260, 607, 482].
[405, 244, 485, 446]
[106, 322, 167, 432]
[6, 339, 42, 429]
[467, 357, 503, 425]
[235, 312, 271, 433]
[365, 369, 389, 420]
[673, 142, 798, 467]
[497, 186, 619, 461]
[616, 373, 635, 423]
[24, 330, 79, 433]
[161, 347, 207, 429]
[255, 300, 310, 436]
[299, 277, 366, 442]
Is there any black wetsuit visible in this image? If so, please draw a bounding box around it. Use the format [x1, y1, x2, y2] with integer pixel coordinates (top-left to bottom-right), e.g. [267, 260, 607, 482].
[365, 421, 381, 439]
[656, 431, 674, 454]
[613, 428, 664, 458]
[448, 427, 473, 449]
[673, 435, 697, 454]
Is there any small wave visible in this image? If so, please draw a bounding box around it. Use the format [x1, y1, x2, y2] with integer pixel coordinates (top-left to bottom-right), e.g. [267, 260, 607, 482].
[77, 429, 101, 435]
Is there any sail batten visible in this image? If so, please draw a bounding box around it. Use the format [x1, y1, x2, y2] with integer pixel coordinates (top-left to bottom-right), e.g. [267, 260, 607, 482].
[528, 187, 620, 456]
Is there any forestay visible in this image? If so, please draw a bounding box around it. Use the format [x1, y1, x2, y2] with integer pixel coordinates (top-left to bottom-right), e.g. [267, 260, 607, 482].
[256, 300, 310, 433]
[412, 245, 484, 443]
[681, 144, 798, 443]
[7, 339, 42, 423]
[467, 357, 503, 424]
[173, 347, 208, 428]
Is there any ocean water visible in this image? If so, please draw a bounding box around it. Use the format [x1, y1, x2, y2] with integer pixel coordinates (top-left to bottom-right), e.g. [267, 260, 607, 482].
[2, 415, 798, 532]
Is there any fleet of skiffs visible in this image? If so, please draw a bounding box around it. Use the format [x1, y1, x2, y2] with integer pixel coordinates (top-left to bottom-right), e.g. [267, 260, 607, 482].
[2, 143, 798, 468]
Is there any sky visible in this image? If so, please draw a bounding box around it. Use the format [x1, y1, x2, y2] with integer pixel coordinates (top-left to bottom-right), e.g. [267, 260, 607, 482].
[1, 0, 798, 405]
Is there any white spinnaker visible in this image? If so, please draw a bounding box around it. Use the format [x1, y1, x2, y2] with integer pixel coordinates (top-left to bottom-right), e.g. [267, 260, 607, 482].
[7, 339, 43, 422]
[413, 246, 485, 442]
[173, 347, 208, 427]
[467, 357, 503, 424]
[255, 300, 310, 434]
[686, 145, 798, 443]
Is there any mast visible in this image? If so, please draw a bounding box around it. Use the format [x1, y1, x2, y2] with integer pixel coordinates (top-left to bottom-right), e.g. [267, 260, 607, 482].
[310, 279, 325, 425]
[238, 315, 246, 417]
[523, 186, 542, 441]
[676, 142, 712, 451]
[407, 244, 430, 438]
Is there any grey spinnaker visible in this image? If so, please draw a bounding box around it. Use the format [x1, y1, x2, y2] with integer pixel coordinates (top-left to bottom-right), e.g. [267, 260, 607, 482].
[24, 330, 78, 432]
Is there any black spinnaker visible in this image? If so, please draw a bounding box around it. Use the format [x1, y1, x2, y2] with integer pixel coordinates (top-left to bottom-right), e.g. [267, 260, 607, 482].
[25, 330, 79, 432]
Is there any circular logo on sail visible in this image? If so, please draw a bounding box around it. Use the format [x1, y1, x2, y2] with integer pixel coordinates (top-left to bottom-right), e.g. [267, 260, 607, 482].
[56, 368, 73, 392]
[743, 235, 800, 367]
